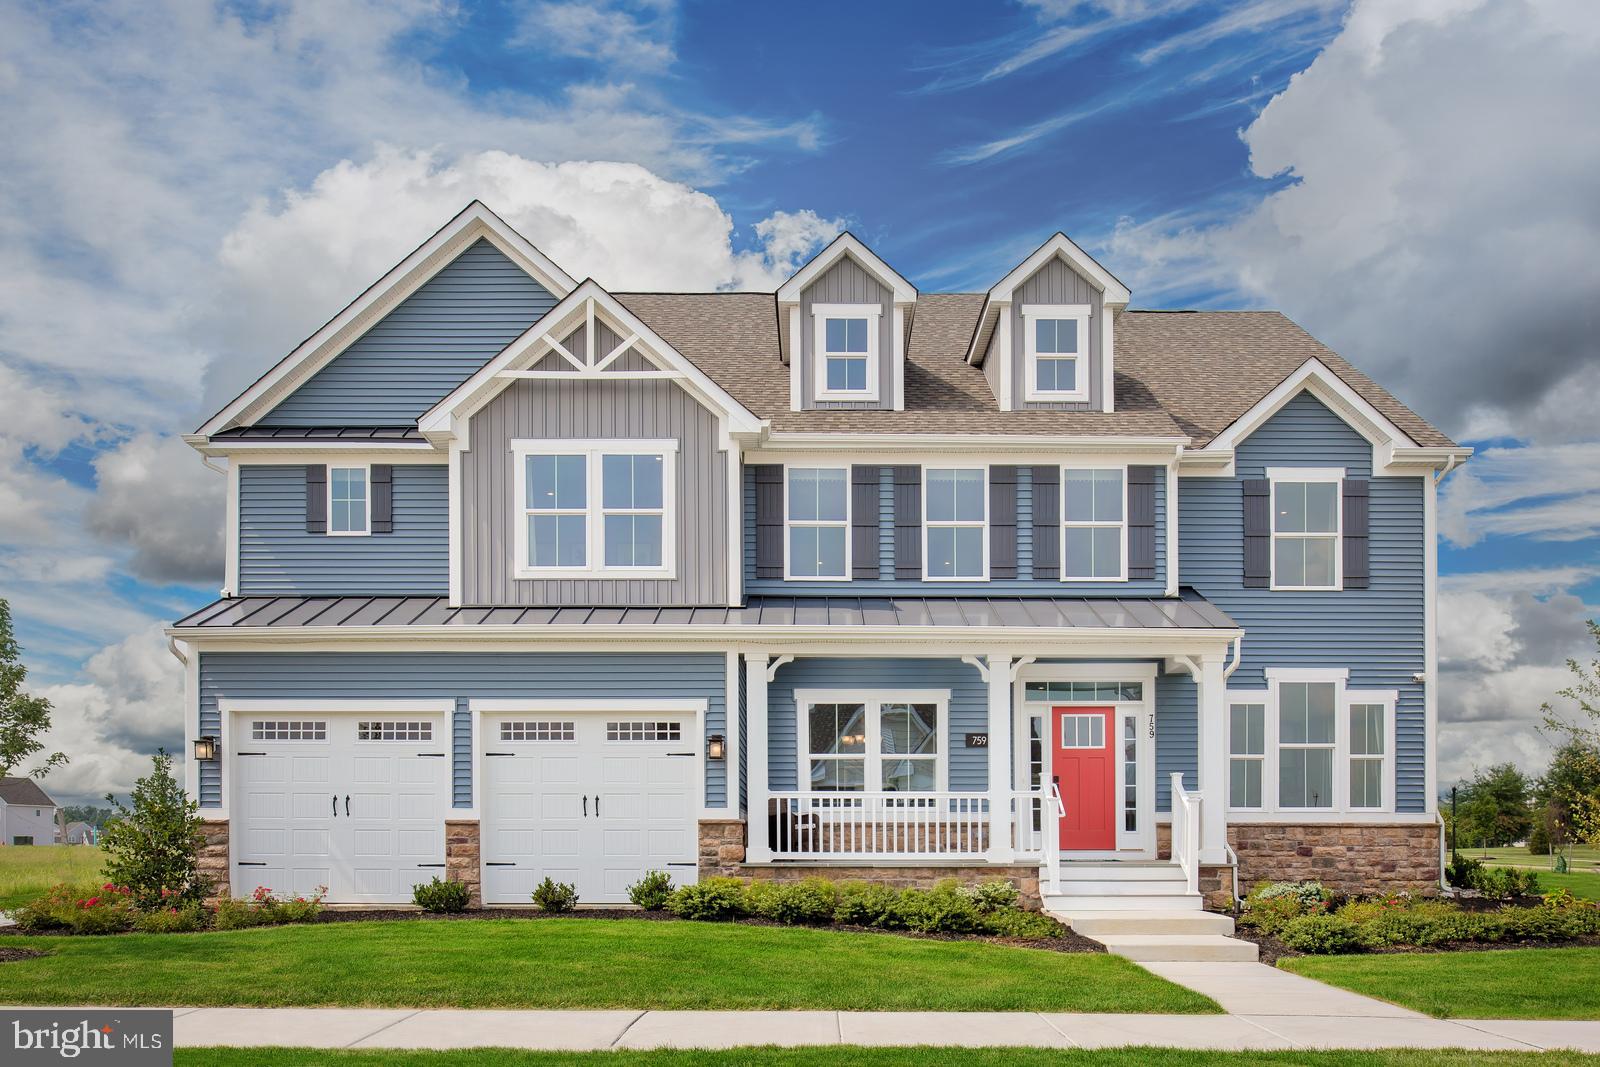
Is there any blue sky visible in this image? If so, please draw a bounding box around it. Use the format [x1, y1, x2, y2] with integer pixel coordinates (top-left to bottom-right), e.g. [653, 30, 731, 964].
[1, 0, 1597, 803]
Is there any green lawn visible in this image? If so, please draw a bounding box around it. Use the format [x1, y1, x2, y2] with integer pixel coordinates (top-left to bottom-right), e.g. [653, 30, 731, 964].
[0, 845, 103, 909]
[1285, 947, 1600, 1019]
[173, 1051, 1599, 1067]
[1527, 869, 1600, 900]
[1464, 845, 1600, 870]
[0, 918, 1217, 1013]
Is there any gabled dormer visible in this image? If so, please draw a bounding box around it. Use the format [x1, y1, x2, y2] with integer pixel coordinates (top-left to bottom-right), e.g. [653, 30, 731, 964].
[967, 233, 1131, 413]
[777, 233, 916, 412]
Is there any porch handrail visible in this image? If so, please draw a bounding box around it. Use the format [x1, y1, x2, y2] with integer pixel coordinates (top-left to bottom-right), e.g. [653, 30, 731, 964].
[1170, 772, 1201, 896]
[766, 791, 989, 860]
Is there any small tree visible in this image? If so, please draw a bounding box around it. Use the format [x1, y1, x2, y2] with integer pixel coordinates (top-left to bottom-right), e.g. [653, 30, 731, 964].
[0, 599, 67, 779]
[100, 750, 207, 910]
[1453, 763, 1533, 848]
[1543, 621, 1600, 849]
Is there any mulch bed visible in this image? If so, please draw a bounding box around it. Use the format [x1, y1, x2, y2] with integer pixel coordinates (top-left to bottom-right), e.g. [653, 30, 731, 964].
[0, 947, 47, 963]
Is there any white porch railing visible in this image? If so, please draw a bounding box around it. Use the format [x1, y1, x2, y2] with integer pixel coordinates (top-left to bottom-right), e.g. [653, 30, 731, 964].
[1009, 785, 1065, 895]
[766, 792, 991, 859]
[1170, 771, 1201, 895]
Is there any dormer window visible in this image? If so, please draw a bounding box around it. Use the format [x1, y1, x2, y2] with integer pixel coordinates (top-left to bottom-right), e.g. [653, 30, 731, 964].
[812, 304, 880, 401]
[1023, 304, 1090, 402]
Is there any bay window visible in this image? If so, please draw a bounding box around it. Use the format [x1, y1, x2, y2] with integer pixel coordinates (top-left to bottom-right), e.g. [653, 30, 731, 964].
[786, 467, 849, 579]
[798, 691, 946, 793]
[513, 439, 675, 578]
[924, 467, 987, 579]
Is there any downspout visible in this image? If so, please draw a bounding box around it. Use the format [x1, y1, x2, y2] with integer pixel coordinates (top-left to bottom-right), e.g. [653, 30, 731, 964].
[168, 638, 188, 666]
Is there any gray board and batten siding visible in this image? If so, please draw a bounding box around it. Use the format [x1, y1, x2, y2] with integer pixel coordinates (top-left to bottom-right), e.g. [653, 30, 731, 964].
[460, 351, 730, 606]
[264, 239, 557, 426]
[198, 652, 728, 811]
[1010, 256, 1105, 412]
[798, 255, 894, 410]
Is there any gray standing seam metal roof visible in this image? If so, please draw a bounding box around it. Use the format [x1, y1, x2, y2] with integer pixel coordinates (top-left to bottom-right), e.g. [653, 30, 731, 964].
[173, 594, 1238, 631]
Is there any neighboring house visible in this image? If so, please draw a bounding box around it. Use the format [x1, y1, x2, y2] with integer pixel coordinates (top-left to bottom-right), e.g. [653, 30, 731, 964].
[170, 203, 1469, 912]
[64, 821, 98, 846]
[0, 778, 60, 846]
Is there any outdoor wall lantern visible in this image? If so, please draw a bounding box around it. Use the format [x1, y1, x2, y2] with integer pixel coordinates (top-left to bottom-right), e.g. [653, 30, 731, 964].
[192, 736, 219, 762]
[707, 734, 726, 761]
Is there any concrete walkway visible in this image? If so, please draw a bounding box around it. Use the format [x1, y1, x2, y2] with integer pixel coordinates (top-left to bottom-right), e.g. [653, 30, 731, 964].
[15, 1004, 1564, 1052]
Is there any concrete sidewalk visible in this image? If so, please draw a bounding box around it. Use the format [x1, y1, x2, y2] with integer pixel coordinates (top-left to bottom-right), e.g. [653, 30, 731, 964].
[37, 1005, 1578, 1052]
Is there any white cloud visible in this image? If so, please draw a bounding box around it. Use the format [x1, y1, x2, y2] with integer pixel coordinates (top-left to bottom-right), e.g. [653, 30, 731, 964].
[85, 434, 226, 585]
[1104, 0, 1600, 444]
[513, 0, 677, 73]
[1438, 442, 1600, 548]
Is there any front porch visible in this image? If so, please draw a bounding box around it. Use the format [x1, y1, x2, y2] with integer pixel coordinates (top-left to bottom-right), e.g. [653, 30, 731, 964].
[731, 644, 1244, 908]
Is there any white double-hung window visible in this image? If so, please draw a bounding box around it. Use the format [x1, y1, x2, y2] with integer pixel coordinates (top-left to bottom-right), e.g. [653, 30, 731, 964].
[1023, 304, 1090, 402]
[924, 467, 987, 580]
[1229, 670, 1396, 813]
[513, 439, 675, 578]
[798, 690, 946, 793]
[812, 304, 879, 401]
[785, 467, 849, 579]
[328, 466, 369, 535]
[1269, 467, 1341, 590]
[1062, 466, 1126, 581]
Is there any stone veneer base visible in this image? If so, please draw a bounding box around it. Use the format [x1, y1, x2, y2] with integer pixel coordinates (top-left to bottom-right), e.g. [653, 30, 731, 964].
[445, 819, 482, 909]
[199, 818, 230, 902]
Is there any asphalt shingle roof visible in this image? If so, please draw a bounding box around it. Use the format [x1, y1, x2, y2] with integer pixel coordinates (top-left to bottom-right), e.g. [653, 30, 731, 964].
[0, 777, 56, 807]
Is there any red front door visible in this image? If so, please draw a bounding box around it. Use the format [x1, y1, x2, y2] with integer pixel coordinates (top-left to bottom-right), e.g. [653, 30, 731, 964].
[1052, 706, 1116, 851]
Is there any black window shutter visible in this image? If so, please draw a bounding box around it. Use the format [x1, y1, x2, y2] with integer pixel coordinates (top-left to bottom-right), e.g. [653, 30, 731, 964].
[1031, 465, 1060, 579]
[1127, 466, 1159, 580]
[990, 466, 1019, 579]
[305, 465, 327, 534]
[1242, 478, 1271, 588]
[371, 465, 394, 534]
[1343, 478, 1370, 589]
[754, 465, 784, 579]
[893, 465, 922, 579]
[851, 465, 880, 580]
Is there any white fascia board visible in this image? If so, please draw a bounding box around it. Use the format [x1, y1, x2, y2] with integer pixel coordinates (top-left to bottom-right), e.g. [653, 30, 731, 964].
[776, 232, 917, 305]
[418, 280, 764, 441]
[750, 434, 1187, 461]
[986, 233, 1132, 309]
[189, 440, 445, 459]
[196, 202, 576, 436]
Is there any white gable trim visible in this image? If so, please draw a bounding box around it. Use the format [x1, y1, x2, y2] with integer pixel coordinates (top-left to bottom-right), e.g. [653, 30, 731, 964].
[418, 280, 764, 450]
[968, 233, 1131, 367]
[1191, 358, 1471, 476]
[196, 202, 577, 436]
[776, 232, 917, 306]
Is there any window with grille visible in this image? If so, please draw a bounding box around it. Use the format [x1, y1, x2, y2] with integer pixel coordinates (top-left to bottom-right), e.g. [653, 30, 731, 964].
[251, 721, 327, 741]
[357, 721, 432, 742]
[1229, 702, 1266, 809]
[1123, 714, 1139, 832]
[500, 721, 576, 742]
[607, 721, 682, 742]
[1059, 714, 1105, 749]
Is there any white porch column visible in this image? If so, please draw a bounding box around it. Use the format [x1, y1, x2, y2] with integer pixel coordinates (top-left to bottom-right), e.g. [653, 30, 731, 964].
[1197, 652, 1230, 865]
[985, 652, 1015, 863]
[744, 651, 772, 863]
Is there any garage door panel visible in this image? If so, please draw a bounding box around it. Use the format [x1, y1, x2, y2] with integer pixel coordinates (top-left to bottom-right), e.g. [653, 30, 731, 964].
[540, 756, 581, 784]
[541, 829, 581, 858]
[484, 867, 536, 902]
[289, 792, 328, 820]
[291, 828, 332, 856]
[244, 827, 289, 855]
[602, 756, 643, 786]
[353, 757, 392, 784]
[396, 793, 434, 820]
[647, 759, 693, 786]
[396, 829, 437, 857]
[241, 756, 289, 784]
[353, 868, 396, 897]
[645, 791, 690, 819]
[541, 793, 583, 820]
[498, 792, 539, 820]
[291, 756, 331, 782]
[602, 829, 642, 857]
[648, 828, 689, 854]
[290, 868, 332, 898]
[495, 828, 536, 855]
[496, 757, 539, 784]
[353, 828, 392, 856]
[243, 790, 287, 820]
[397, 758, 438, 784]
[600, 793, 643, 820]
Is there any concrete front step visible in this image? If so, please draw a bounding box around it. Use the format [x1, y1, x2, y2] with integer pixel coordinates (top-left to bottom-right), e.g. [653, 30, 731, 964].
[1045, 879, 1193, 896]
[1054, 863, 1188, 882]
[1061, 910, 1236, 936]
[1042, 893, 1205, 912]
[1092, 933, 1259, 962]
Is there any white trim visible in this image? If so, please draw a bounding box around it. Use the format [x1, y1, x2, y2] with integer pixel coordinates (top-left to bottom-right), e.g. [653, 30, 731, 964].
[921, 464, 989, 582]
[724, 650, 741, 814]
[1346, 688, 1399, 813]
[187, 438, 443, 459]
[750, 436, 1188, 457]
[197, 202, 576, 436]
[726, 446, 743, 607]
[1221, 811, 1436, 825]
[1164, 461, 1179, 596]
[810, 303, 882, 402]
[995, 306, 1014, 411]
[967, 233, 1131, 366]
[1100, 306, 1116, 413]
[892, 307, 906, 411]
[1423, 473, 1439, 813]
[222, 452, 444, 468]
[1021, 304, 1091, 403]
[777, 233, 917, 306]
[326, 464, 372, 537]
[1268, 468, 1343, 592]
[792, 688, 950, 794]
[1060, 462, 1130, 583]
[744, 652, 772, 862]
[221, 699, 456, 714]
[787, 305, 803, 409]
[469, 698, 708, 714]
[783, 464, 851, 581]
[510, 438, 678, 580]
[223, 461, 240, 597]
[448, 441, 463, 605]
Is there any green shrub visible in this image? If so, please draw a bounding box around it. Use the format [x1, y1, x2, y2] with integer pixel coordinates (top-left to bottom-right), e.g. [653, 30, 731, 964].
[532, 877, 579, 913]
[413, 877, 472, 913]
[627, 870, 675, 911]
[134, 906, 207, 933]
[982, 909, 1064, 939]
[212, 895, 274, 931]
[12, 884, 81, 933]
[1253, 880, 1332, 908]
[892, 881, 984, 934]
[961, 879, 1021, 914]
[742, 879, 780, 919]
[764, 879, 838, 925]
[666, 877, 749, 920]
[13, 883, 136, 935]
[1240, 881, 1332, 935]
[1469, 866, 1541, 899]
[263, 891, 325, 924]
[833, 881, 899, 926]
[1446, 853, 1483, 888]
[1280, 913, 1363, 954]
[98, 751, 208, 911]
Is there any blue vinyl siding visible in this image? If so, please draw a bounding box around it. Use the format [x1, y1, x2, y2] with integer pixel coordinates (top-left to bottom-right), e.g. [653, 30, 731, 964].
[237, 464, 448, 595]
[198, 652, 726, 809]
[744, 465, 1166, 596]
[264, 239, 556, 425]
[1179, 391, 1427, 811]
[453, 698, 472, 808]
[1156, 673, 1198, 812]
[766, 657, 989, 792]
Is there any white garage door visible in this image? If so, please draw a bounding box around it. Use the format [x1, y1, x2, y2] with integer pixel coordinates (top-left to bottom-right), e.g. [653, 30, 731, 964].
[482, 714, 699, 905]
[233, 713, 449, 904]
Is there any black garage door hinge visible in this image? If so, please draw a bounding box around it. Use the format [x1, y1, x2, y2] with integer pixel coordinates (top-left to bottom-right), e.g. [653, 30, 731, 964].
[236, 861, 266, 867]
[485, 862, 515, 867]
[416, 863, 445, 868]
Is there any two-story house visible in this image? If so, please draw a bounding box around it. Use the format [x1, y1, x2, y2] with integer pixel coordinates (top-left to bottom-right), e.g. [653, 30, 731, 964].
[170, 202, 1467, 915]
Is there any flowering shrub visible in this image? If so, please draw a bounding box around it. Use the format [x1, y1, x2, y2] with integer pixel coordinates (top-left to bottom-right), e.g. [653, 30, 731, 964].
[134, 906, 207, 933]
[212, 886, 327, 930]
[14, 883, 137, 934]
[1239, 882, 1330, 935]
[99, 751, 207, 910]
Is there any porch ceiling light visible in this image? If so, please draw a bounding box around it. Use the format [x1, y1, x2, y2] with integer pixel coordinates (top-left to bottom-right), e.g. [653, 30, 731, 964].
[707, 734, 726, 761]
[193, 736, 219, 762]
